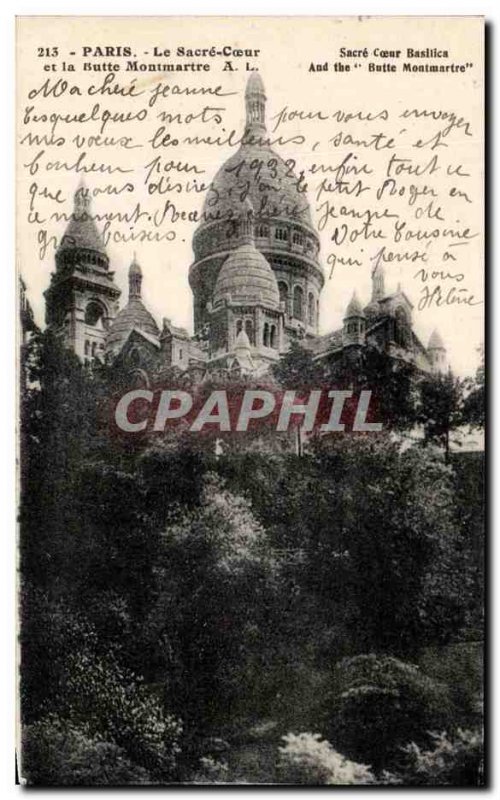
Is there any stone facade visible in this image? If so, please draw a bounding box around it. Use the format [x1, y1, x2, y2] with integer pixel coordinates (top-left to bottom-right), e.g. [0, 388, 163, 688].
[45, 75, 446, 381]
[45, 180, 121, 362]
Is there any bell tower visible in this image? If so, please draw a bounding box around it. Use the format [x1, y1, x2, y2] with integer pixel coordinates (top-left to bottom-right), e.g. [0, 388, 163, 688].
[45, 181, 121, 361]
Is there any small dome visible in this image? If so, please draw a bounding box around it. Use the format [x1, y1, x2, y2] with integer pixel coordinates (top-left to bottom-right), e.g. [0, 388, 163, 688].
[345, 292, 364, 318]
[106, 298, 159, 352]
[213, 243, 280, 309]
[428, 329, 445, 349]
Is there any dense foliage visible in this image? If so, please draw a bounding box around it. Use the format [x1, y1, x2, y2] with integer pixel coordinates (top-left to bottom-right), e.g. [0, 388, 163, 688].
[19, 330, 484, 785]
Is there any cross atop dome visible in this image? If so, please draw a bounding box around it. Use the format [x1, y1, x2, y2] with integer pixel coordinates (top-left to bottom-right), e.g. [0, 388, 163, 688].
[245, 72, 266, 132]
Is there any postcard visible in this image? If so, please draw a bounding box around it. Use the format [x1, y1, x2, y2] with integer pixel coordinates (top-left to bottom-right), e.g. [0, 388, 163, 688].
[17, 15, 484, 786]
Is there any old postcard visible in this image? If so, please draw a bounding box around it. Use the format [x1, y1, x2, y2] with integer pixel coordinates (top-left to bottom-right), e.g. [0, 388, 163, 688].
[17, 15, 485, 786]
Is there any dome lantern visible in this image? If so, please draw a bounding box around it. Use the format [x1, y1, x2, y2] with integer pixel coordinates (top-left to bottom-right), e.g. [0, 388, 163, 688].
[245, 72, 266, 133]
[129, 252, 142, 299]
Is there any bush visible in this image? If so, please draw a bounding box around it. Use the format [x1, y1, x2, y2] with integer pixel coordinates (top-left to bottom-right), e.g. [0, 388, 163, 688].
[402, 729, 484, 786]
[190, 756, 231, 784]
[325, 654, 455, 770]
[60, 649, 182, 779]
[22, 716, 152, 786]
[277, 732, 380, 785]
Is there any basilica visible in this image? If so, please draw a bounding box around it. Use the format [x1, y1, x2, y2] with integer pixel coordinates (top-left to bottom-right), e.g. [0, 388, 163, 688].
[44, 73, 447, 384]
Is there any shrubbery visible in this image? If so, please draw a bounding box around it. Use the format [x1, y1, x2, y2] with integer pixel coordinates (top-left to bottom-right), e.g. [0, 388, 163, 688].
[401, 729, 484, 786]
[61, 649, 182, 779]
[22, 717, 152, 786]
[277, 732, 381, 785]
[324, 654, 455, 770]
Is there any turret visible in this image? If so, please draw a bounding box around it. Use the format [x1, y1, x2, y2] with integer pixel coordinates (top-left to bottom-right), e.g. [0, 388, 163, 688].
[371, 260, 385, 302]
[343, 291, 366, 347]
[55, 179, 109, 272]
[428, 329, 447, 373]
[45, 180, 120, 359]
[128, 252, 142, 299]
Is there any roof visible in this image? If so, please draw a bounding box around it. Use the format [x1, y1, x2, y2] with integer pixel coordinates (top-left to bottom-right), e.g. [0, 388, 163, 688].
[200, 144, 313, 229]
[345, 292, 365, 318]
[245, 72, 266, 97]
[308, 328, 343, 356]
[57, 182, 107, 255]
[198, 76, 313, 231]
[428, 329, 445, 349]
[106, 298, 160, 352]
[213, 243, 280, 309]
[129, 254, 142, 276]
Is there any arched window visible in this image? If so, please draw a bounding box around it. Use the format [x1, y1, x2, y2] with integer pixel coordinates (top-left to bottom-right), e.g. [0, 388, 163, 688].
[278, 281, 289, 309]
[84, 340, 90, 356]
[270, 325, 277, 349]
[236, 319, 243, 336]
[84, 301, 106, 328]
[395, 306, 410, 347]
[91, 342, 97, 357]
[129, 347, 141, 367]
[245, 319, 254, 345]
[263, 322, 270, 347]
[274, 227, 289, 242]
[292, 230, 304, 246]
[293, 286, 304, 320]
[255, 224, 269, 238]
[307, 293, 315, 326]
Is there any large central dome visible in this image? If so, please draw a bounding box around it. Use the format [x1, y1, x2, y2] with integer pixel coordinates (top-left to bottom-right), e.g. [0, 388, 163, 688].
[189, 73, 323, 339]
[195, 73, 314, 250]
[200, 142, 313, 230]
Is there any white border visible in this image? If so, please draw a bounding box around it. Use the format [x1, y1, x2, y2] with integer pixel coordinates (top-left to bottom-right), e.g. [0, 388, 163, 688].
[2, 2, 496, 797]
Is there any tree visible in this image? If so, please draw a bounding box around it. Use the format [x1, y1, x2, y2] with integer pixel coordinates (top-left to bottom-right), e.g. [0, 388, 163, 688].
[149, 473, 280, 736]
[462, 346, 485, 430]
[418, 370, 465, 461]
[323, 655, 455, 772]
[326, 345, 419, 432]
[271, 340, 326, 390]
